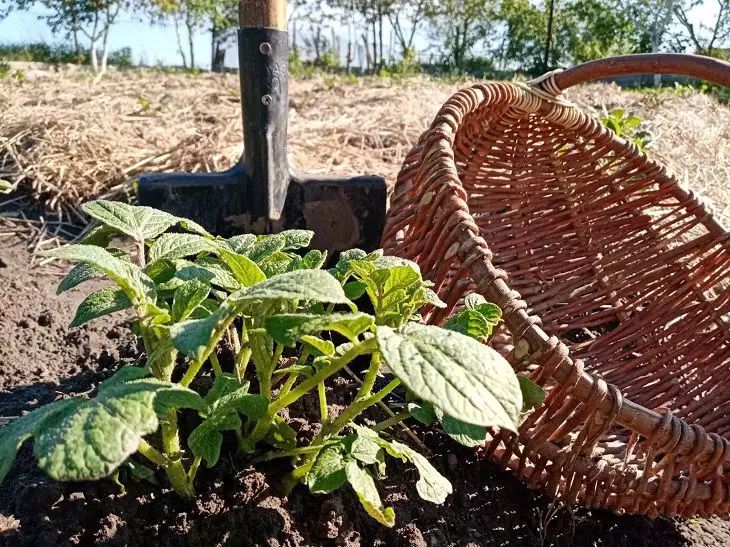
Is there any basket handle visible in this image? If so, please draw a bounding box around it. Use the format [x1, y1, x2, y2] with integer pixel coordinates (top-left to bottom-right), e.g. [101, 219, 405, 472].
[541, 53, 730, 93]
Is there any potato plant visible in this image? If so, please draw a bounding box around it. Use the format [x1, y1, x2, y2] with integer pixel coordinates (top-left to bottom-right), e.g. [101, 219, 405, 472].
[0, 200, 534, 526]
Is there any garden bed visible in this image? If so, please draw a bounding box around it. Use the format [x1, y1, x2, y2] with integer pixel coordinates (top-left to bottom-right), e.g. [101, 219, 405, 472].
[1, 208, 729, 546]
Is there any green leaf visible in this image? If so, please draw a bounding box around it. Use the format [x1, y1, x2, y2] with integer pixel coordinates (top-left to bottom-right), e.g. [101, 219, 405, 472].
[376, 323, 521, 430]
[300, 335, 335, 356]
[0, 398, 79, 485]
[344, 280, 367, 300]
[249, 234, 286, 262]
[170, 302, 235, 360]
[43, 244, 155, 303]
[281, 229, 314, 250]
[435, 407, 487, 448]
[226, 234, 257, 255]
[330, 248, 367, 281]
[80, 225, 119, 247]
[172, 279, 211, 322]
[148, 233, 214, 263]
[263, 416, 297, 451]
[345, 461, 395, 527]
[204, 374, 249, 407]
[124, 460, 157, 483]
[464, 295, 501, 324]
[350, 432, 384, 466]
[443, 309, 494, 340]
[177, 218, 212, 238]
[207, 389, 268, 420]
[100, 366, 152, 387]
[0, 179, 13, 193]
[289, 250, 327, 271]
[407, 401, 436, 425]
[34, 373, 198, 481]
[423, 287, 446, 308]
[56, 248, 129, 294]
[518, 376, 545, 413]
[71, 286, 132, 327]
[464, 293, 487, 309]
[83, 200, 180, 242]
[145, 258, 176, 284]
[384, 440, 452, 504]
[188, 410, 241, 467]
[175, 258, 241, 291]
[351, 262, 425, 327]
[307, 444, 348, 494]
[218, 248, 267, 287]
[259, 251, 294, 278]
[153, 387, 205, 414]
[265, 313, 374, 346]
[230, 270, 351, 307]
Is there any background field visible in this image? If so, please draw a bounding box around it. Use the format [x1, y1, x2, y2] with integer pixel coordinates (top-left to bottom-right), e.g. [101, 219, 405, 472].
[1, 65, 728, 237]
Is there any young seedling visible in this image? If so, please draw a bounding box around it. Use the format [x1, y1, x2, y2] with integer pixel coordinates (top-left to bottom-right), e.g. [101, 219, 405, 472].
[0, 200, 539, 526]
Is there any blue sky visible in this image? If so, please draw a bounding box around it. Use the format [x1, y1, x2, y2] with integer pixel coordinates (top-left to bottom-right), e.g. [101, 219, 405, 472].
[0, 5, 219, 67]
[0, 2, 717, 70]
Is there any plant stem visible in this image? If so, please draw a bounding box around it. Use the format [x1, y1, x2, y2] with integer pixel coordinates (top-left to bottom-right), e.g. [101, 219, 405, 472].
[188, 456, 202, 482]
[137, 435, 193, 498]
[271, 339, 376, 414]
[292, 376, 401, 480]
[136, 239, 146, 268]
[328, 378, 401, 438]
[234, 321, 251, 381]
[254, 444, 326, 463]
[358, 353, 381, 399]
[244, 339, 376, 445]
[160, 409, 194, 495]
[235, 347, 252, 381]
[137, 438, 170, 467]
[180, 315, 237, 387]
[372, 410, 411, 432]
[209, 352, 223, 376]
[318, 381, 328, 422]
[278, 372, 298, 398]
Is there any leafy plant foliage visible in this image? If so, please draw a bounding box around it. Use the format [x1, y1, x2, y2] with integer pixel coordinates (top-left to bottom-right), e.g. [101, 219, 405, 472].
[0, 200, 540, 526]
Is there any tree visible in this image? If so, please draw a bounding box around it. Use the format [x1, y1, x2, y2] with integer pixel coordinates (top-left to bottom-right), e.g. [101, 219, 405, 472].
[296, 0, 339, 66]
[331, 0, 396, 72]
[209, 0, 237, 72]
[16, 0, 124, 72]
[674, 0, 730, 58]
[388, 0, 430, 57]
[149, 0, 203, 68]
[149, 0, 237, 71]
[563, 0, 638, 63]
[498, 0, 642, 73]
[428, 0, 495, 70]
[499, 0, 550, 71]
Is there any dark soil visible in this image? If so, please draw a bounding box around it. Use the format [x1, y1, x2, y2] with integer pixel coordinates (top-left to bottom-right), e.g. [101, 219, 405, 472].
[1, 236, 729, 546]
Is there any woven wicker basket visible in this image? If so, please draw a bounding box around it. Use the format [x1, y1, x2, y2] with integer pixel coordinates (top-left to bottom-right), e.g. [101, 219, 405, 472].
[382, 54, 730, 518]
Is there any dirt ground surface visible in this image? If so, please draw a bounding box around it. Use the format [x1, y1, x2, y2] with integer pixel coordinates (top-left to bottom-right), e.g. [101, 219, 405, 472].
[0, 232, 729, 546]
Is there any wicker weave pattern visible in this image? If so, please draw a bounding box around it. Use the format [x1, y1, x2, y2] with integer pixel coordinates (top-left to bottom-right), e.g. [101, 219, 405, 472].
[382, 75, 730, 517]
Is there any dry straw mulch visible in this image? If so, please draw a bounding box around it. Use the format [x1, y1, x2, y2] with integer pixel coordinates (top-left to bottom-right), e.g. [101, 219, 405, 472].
[0, 66, 728, 227]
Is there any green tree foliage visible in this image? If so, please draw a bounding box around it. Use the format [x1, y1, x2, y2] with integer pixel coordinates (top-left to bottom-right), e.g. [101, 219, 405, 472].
[148, 0, 237, 70]
[427, 0, 496, 70]
[499, 0, 642, 73]
[11, 0, 124, 72]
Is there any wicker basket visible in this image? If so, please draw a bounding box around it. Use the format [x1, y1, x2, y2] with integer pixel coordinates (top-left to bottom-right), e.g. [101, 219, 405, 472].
[382, 54, 730, 518]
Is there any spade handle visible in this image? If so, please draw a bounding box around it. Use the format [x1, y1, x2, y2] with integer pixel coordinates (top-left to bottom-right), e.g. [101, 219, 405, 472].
[239, 0, 287, 30]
